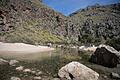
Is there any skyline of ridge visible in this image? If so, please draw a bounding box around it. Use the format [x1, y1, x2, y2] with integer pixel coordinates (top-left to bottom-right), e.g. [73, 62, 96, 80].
[43, 0, 120, 16]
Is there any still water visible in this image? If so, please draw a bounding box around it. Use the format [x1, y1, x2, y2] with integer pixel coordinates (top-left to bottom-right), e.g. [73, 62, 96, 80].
[0, 48, 90, 76]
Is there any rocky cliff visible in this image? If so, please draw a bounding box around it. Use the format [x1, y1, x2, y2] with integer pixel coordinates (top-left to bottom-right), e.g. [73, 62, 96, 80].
[0, 0, 68, 44]
[69, 3, 120, 44]
[0, 0, 120, 45]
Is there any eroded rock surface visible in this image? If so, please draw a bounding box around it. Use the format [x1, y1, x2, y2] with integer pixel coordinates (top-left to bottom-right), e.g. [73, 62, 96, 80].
[58, 61, 99, 80]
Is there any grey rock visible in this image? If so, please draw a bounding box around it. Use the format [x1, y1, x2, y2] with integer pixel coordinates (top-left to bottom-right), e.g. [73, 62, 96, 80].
[58, 61, 99, 80]
[23, 69, 31, 73]
[11, 77, 21, 80]
[34, 76, 42, 80]
[31, 71, 36, 74]
[89, 45, 120, 68]
[36, 71, 43, 76]
[110, 72, 120, 79]
[9, 60, 19, 66]
[0, 58, 9, 65]
[16, 66, 24, 71]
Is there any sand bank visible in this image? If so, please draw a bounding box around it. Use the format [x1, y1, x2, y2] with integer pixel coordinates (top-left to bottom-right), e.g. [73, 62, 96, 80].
[0, 42, 54, 54]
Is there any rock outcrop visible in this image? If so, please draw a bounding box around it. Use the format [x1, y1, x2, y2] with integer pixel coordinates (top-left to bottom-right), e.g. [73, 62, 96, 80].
[69, 3, 120, 44]
[89, 45, 120, 68]
[58, 61, 99, 80]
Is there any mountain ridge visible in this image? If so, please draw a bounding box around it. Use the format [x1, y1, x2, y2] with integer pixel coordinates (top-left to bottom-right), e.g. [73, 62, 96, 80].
[0, 0, 120, 46]
[68, 3, 120, 45]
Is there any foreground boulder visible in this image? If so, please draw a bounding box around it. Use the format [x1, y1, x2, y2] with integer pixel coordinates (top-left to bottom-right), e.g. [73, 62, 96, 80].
[58, 61, 99, 80]
[89, 45, 120, 68]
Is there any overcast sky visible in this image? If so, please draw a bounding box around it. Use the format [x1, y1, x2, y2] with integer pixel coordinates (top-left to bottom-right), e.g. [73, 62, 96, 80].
[43, 0, 120, 16]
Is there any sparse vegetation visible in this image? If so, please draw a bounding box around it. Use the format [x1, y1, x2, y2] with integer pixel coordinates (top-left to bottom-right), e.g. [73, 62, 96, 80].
[4, 19, 64, 44]
[0, 0, 67, 44]
[0, 0, 120, 45]
[106, 38, 120, 51]
[69, 3, 120, 44]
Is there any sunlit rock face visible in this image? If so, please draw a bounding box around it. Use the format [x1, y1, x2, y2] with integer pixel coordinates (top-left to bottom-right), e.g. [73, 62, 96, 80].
[58, 61, 99, 80]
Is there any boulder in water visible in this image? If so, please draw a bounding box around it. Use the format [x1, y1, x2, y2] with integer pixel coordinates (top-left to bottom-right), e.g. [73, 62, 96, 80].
[89, 45, 120, 68]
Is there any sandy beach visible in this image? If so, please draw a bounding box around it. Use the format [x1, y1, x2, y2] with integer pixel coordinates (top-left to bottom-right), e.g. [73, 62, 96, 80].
[0, 42, 54, 54]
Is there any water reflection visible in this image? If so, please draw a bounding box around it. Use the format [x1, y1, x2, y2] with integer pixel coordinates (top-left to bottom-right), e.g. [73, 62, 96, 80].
[0, 48, 90, 61]
[0, 48, 91, 76]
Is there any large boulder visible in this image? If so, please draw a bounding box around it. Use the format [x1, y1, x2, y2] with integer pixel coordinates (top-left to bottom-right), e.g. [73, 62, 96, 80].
[58, 61, 99, 80]
[89, 45, 120, 68]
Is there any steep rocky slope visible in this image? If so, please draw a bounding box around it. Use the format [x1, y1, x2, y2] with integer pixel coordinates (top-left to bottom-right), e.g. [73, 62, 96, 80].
[0, 0, 120, 46]
[0, 0, 68, 44]
[69, 3, 120, 44]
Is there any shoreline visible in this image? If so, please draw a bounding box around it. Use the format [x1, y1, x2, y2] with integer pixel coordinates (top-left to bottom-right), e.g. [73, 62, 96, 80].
[0, 42, 54, 54]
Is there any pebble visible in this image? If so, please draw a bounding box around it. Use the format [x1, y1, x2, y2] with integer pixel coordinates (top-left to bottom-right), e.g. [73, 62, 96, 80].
[31, 71, 36, 74]
[9, 60, 19, 66]
[34, 76, 42, 80]
[36, 71, 43, 75]
[23, 69, 31, 72]
[11, 77, 21, 80]
[16, 66, 24, 71]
